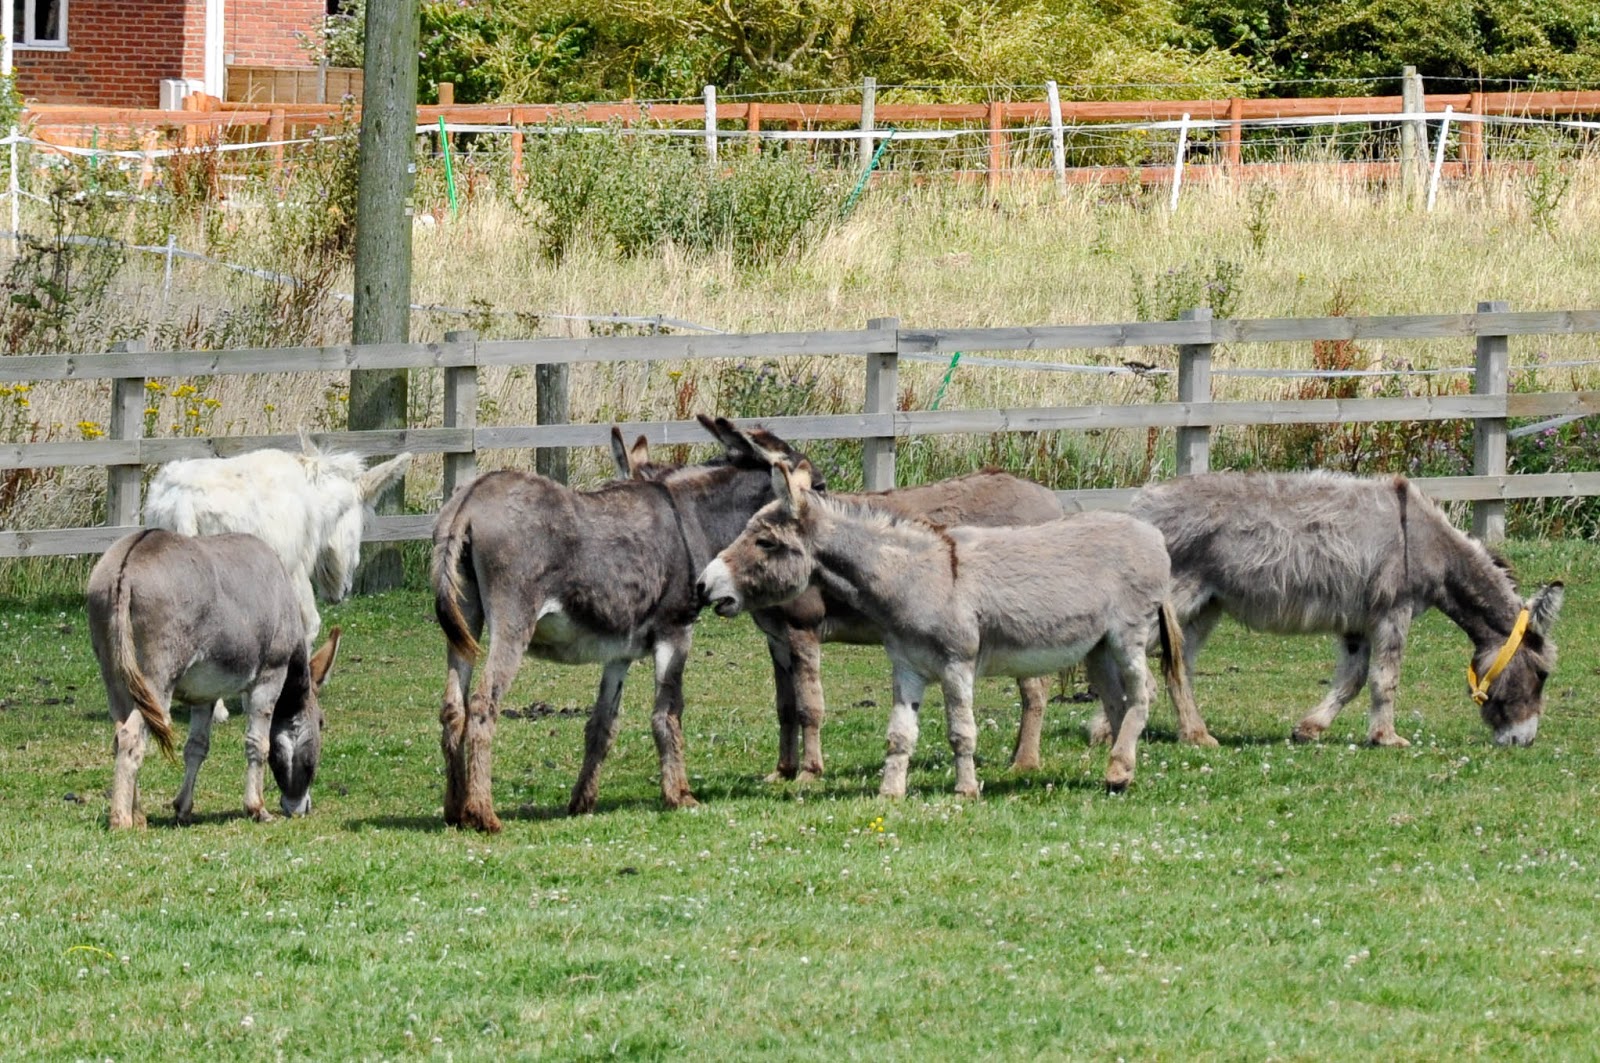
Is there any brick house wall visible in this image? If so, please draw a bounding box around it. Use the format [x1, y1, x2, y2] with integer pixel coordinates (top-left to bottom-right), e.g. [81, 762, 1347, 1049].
[13, 0, 324, 108]
[14, 1, 201, 108]
[226, 0, 324, 67]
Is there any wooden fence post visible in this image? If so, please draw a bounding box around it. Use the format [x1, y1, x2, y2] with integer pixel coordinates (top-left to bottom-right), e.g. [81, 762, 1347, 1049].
[442, 329, 477, 500]
[1473, 300, 1510, 543]
[863, 316, 899, 491]
[1400, 66, 1426, 206]
[536, 360, 570, 484]
[704, 85, 718, 169]
[267, 109, 286, 184]
[510, 107, 525, 191]
[1045, 80, 1066, 194]
[986, 101, 1006, 199]
[747, 100, 762, 155]
[859, 76, 876, 175]
[1463, 91, 1485, 177]
[107, 341, 147, 529]
[1226, 97, 1243, 171]
[1176, 308, 1213, 477]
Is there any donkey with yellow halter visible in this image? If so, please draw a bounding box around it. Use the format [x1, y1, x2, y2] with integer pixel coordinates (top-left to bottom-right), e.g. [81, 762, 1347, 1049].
[1100, 471, 1562, 751]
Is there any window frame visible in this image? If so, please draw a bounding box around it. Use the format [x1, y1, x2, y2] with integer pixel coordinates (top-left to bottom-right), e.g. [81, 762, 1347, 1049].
[14, 0, 69, 51]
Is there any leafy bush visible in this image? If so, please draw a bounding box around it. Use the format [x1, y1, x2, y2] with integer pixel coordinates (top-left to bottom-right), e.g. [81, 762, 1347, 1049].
[518, 128, 839, 266]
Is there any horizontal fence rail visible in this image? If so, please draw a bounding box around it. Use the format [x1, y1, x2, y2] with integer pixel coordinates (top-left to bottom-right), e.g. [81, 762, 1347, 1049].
[3, 305, 1599, 558]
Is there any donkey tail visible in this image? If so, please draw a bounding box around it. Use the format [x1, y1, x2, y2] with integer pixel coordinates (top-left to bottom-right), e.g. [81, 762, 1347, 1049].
[431, 491, 482, 664]
[1156, 600, 1195, 720]
[107, 535, 178, 761]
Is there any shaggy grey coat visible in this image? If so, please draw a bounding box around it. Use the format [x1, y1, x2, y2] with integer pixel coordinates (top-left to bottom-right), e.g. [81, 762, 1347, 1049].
[86, 530, 340, 829]
[699, 464, 1192, 794]
[431, 416, 815, 832]
[613, 433, 1062, 781]
[1118, 471, 1562, 748]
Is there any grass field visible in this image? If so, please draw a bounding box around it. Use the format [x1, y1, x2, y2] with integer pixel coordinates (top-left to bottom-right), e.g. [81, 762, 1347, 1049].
[1, 539, 1596, 1059]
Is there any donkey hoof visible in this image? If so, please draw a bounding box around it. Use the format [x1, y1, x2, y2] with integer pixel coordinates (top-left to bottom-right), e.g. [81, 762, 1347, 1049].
[794, 769, 823, 784]
[247, 806, 274, 824]
[1182, 730, 1220, 749]
[763, 769, 795, 784]
[1368, 730, 1410, 749]
[954, 785, 981, 800]
[665, 791, 699, 810]
[878, 784, 907, 801]
[1291, 725, 1325, 744]
[1009, 755, 1041, 772]
[460, 804, 504, 833]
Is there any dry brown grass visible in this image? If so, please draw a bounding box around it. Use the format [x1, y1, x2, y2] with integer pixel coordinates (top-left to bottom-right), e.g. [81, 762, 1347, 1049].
[6, 161, 1600, 532]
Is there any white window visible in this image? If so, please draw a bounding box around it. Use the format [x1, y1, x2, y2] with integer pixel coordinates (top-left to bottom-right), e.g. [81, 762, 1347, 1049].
[13, 0, 67, 49]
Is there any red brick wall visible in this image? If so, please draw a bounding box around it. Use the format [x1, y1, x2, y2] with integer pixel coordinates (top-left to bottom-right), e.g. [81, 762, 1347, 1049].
[13, 0, 200, 108]
[12, 0, 325, 107]
[226, 0, 324, 67]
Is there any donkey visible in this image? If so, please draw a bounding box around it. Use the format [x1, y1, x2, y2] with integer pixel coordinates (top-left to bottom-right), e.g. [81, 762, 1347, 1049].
[146, 432, 411, 646]
[86, 529, 341, 829]
[431, 415, 818, 832]
[613, 430, 1066, 780]
[1087, 471, 1563, 749]
[698, 462, 1193, 794]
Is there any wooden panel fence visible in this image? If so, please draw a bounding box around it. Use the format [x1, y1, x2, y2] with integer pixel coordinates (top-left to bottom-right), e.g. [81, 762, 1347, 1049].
[3, 306, 1600, 559]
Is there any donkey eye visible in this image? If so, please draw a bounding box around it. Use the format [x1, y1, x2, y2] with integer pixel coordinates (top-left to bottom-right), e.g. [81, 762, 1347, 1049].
[755, 537, 779, 551]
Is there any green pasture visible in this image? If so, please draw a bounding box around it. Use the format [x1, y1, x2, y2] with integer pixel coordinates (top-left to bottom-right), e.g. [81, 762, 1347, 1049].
[1, 540, 1597, 1060]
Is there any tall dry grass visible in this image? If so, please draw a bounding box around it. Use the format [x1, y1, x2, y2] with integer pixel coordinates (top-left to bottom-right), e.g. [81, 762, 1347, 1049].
[5, 150, 1600, 550]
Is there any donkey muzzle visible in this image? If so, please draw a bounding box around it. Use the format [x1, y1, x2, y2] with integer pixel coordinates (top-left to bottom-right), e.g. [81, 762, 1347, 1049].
[696, 559, 743, 617]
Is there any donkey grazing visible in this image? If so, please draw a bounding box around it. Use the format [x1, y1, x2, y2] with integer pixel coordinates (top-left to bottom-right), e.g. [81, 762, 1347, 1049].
[1093, 471, 1563, 749]
[432, 416, 817, 832]
[614, 431, 1063, 780]
[145, 433, 411, 646]
[699, 463, 1193, 794]
[87, 530, 340, 829]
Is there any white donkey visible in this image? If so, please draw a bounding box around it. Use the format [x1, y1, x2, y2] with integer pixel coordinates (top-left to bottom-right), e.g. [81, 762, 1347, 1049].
[146, 433, 411, 646]
[699, 462, 1194, 794]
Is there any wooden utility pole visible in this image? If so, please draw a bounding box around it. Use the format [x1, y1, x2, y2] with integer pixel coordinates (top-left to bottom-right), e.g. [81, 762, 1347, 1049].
[350, 0, 419, 591]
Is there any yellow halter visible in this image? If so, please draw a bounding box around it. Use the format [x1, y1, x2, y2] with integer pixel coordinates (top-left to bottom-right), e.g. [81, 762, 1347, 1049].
[1467, 608, 1530, 705]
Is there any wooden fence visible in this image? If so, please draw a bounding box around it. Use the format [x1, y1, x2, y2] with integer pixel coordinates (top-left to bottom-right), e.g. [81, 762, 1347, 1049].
[20, 84, 1600, 192]
[4, 305, 1600, 560]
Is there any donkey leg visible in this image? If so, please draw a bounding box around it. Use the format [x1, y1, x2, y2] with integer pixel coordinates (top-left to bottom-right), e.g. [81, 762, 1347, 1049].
[649, 632, 699, 810]
[107, 693, 149, 830]
[440, 647, 475, 827]
[1292, 634, 1371, 743]
[173, 702, 216, 826]
[461, 630, 526, 833]
[1363, 614, 1413, 748]
[1010, 676, 1048, 772]
[1104, 634, 1154, 793]
[764, 631, 801, 782]
[241, 677, 282, 822]
[880, 664, 927, 799]
[941, 662, 981, 799]
[569, 660, 631, 815]
[1084, 646, 1130, 787]
[791, 631, 828, 782]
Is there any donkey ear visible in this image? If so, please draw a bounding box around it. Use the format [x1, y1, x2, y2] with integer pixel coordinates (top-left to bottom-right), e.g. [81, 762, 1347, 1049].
[298, 427, 319, 456]
[1528, 581, 1564, 635]
[772, 462, 808, 516]
[358, 452, 412, 502]
[309, 627, 342, 689]
[609, 427, 633, 478]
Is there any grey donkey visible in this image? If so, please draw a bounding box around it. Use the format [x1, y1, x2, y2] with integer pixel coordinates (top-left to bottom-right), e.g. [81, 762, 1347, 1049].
[431, 415, 818, 832]
[87, 529, 340, 829]
[1073, 471, 1562, 754]
[612, 430, 1065, 781]
[698, 461, 1195, 794]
